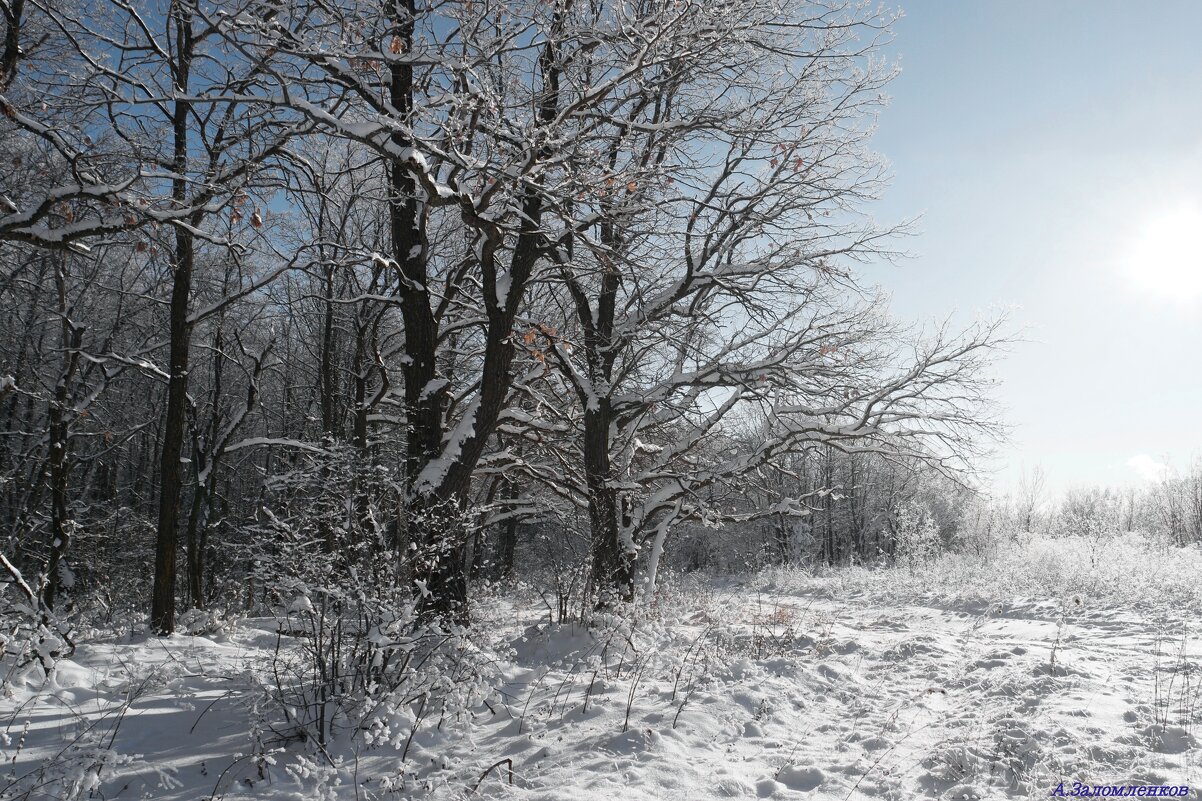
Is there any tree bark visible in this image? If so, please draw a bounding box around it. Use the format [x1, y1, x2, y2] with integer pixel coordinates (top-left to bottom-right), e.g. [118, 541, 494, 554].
[584, 401, 633, 605]
[151, 0, 195, 635]
[44, 252, 82, 611]
[319, 263, 339, 438]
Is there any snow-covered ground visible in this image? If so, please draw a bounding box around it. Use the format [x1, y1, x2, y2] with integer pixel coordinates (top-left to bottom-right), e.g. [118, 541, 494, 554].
[5, 534, 1202, 800]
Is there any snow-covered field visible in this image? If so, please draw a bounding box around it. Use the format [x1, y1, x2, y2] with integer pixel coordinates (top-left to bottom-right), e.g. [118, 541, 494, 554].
[5, 534, 1202, 800]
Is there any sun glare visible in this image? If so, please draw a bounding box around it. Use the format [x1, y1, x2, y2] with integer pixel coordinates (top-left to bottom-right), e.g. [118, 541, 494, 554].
[1120, 199, 1202, 304]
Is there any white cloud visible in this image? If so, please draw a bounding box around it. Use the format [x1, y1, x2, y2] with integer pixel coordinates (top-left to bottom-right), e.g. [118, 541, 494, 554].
[1126, 453, 1168, 483]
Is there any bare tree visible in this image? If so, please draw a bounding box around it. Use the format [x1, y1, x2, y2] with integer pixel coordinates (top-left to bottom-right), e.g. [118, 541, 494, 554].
[1017, 464, 1046, 533]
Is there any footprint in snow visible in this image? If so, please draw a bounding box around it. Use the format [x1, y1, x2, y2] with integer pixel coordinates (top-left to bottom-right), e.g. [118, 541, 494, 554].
[775, 765, 825, 792]
[971, 657, 1009, 671]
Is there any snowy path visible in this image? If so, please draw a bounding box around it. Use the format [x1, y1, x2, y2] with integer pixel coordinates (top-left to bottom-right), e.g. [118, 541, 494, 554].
[3, 588, 1200, 800]
[474, 590, 1202, 800]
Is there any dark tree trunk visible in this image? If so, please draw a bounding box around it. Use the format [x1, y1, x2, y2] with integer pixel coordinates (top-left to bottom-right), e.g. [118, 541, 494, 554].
[775, 516, 790, 564]
[823, 449, 835, 566]
[494, 464, 520, 580]
[319, 264, 339, 437]
[185, 327, 223, 610]
[376, 0, 563, 623]
[584, 402, 633, 605]
[43, 253, 82, 611]
[576, 225, 628, 605]
[497, 516, 518, 580]
[152, 229, 192, 633]
[151, 1, 195, 635]
[0, 0, 23, 92]
[556, 116, 640, 607]
[396, 0, 561, 623]
[184, 482, 207, 610]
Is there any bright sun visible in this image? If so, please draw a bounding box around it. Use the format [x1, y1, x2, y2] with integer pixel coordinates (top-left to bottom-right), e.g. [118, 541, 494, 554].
[1120, 199, 1202, 304]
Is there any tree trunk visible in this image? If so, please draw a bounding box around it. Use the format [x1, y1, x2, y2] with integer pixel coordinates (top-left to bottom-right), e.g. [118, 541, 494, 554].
[44, 253, 82, 611]
[384, 0, 563, 623]
[585, 402, 633, 605]
[184, 482, 206, 610]
[496, 516, 517, 580]
[151, 1, 194, 635]
[152, 231, 192, 633]
[319, 263, 339, 437]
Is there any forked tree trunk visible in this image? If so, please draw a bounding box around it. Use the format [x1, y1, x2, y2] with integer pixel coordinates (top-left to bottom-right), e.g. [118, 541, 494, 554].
[384, 0, 562, 623]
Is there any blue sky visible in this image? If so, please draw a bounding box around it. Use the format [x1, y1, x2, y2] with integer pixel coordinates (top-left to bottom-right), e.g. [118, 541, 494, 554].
[864, 1, 1202, 492]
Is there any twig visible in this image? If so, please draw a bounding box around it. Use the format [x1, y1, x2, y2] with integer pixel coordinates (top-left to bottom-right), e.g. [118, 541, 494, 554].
[468, 758, 513, 795]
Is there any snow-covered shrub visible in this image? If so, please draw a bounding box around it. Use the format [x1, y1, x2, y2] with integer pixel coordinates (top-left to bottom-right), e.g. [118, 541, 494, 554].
[757, 529, 1202, 614]
[953, 496, 1014, 558]
[0, 560, 75, 691]
[893, 500, 941, 569]
[175, 607, 240, 638]
[0, 610, 72, 692]
[1056, 487, 1123, 539]
[1054, 487, 1127, 568]
[239, 449, 504, 789]
[0, 738, 149, 801]
[283, 753, 345, 801]
[252, 564, 501, 794]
